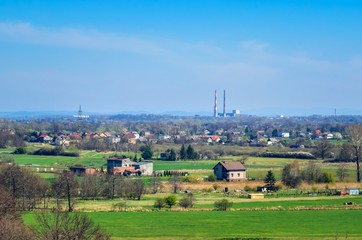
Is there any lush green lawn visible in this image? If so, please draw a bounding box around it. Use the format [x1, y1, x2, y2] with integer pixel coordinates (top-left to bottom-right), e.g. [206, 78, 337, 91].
[153, 160, 219, 171]
[63, 193, 362, 212]
[24, 210, 362, 239]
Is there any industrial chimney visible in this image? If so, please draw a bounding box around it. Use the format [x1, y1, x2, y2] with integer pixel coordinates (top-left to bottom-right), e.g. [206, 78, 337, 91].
[223, 90, 226, 118]
[214, 90, 218, 117]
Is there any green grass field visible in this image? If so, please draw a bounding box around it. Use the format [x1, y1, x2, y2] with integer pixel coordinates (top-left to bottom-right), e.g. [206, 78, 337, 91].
[24, 210, 362, 239]
[3, 150, 357, 182]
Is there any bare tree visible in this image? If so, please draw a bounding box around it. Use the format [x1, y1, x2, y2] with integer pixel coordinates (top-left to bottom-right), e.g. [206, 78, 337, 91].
[34, 211, 109, 240]
[170, 175, 182, 193]
[0, 217, 35, 240]
[0, 187, 35, 240]
[281, 161, 301, 188]
[150, 176, 162, 194]
[80, 175, 100, 200]
[52, 171, 78, 212]
[346, 124, 362, 182]
[336, 162, 349, 182]
[0, 187, 17, 217]
[314, 139, 333, 160]
[0, 165, 48, 211]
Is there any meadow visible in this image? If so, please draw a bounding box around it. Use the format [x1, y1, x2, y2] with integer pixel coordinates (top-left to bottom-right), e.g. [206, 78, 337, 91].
[24, 210, 362, 239]
[5, 145, 361, 239]
[72, 193, 362, 212]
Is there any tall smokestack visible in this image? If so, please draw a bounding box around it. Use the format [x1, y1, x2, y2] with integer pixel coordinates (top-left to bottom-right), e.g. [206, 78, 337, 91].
[223, 90, 226, 117]
[214, 90, 218, 117]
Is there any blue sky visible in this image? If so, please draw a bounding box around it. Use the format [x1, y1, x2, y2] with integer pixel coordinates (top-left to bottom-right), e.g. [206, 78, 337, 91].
[0, 0, 361, 115]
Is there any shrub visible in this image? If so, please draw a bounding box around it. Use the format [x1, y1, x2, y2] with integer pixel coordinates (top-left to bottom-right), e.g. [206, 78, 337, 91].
[0, 155, 14, 164]
[112, 201, 128, 212]
[13, 147, 27, 154]
[321, 171, 335, 183]
[212, 183, 219, 191]
[261, 151, 316, 159]
[207, 174, 217, 182]
[32, 147, 79, 157]
[153, 198, 166, 210]
[184, 175, 201, 183]
[178, 193, 195, 209]
[214, 199, 233, 211]
[201, 187, 213, 193]
[164, 195, 177, 208]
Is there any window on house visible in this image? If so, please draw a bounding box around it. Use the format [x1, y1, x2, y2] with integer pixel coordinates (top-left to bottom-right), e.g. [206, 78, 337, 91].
[231, 173, 234, 177]
[238, 173, 240, 177]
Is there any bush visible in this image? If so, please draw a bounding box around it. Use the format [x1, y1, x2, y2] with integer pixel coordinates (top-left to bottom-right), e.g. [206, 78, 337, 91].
[214, 199, 233, 211]
[178, 193, 195, 209]
[164, 195, 177, 208]
[321, 171, 335, 183]
[153, 198, 166, 210]
[201, 187, 213, 193]
[261, 151, 316, 159]
[32, 147, 79, 157]
[13, 147, 27, 154]
[0, 155, 14, 164]
[207, 174, 217, 182]
[184, 175, 201, 183]
[112, 201, 128, 212]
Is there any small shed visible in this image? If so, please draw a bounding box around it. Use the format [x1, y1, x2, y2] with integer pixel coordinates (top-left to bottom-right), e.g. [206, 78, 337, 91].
[337, 190, 348, 195]
[248, 193, 264, 199]
[348, 188, 360, 195]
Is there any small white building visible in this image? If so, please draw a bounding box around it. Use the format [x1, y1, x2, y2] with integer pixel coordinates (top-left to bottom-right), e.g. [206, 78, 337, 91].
[281, 132, 290, 138]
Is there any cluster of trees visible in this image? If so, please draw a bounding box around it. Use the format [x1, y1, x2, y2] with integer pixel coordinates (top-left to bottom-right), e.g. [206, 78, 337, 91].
[0, 162, 149, 213]
[162, 144, 200, 161]
[163, 170, 189, 177]
[0, 165, 109, 239]
[0, 131, 25, 148]
[33, 146, 80, 157]
[180, 144, 199, 160]
[79, 175, 145, 201]
[0, 186, 36, 240]
[154, 193, 195, 209]
[0, 163, 47, 211]
[281, 161, 334, 188]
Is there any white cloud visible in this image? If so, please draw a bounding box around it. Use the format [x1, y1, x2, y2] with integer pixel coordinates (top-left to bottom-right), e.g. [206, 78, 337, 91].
[240, 40, 269, 52]
[0, 22, 167, 55]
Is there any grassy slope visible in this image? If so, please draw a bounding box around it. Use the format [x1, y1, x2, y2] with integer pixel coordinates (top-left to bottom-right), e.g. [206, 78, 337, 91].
[24, 210, 362, 239]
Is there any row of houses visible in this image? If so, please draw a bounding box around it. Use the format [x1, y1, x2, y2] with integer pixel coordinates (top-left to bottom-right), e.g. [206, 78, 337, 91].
[33, 127, 344, 148]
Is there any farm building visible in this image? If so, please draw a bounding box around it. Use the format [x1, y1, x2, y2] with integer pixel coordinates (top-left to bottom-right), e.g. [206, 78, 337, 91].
[347, 188, 360, 195]
[132, 161, 153, 175]
[213, 161, 246, 181]
[107, 157, 134, 174]
[107, 157, 153, 176]
[69, 166, 97, 176]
